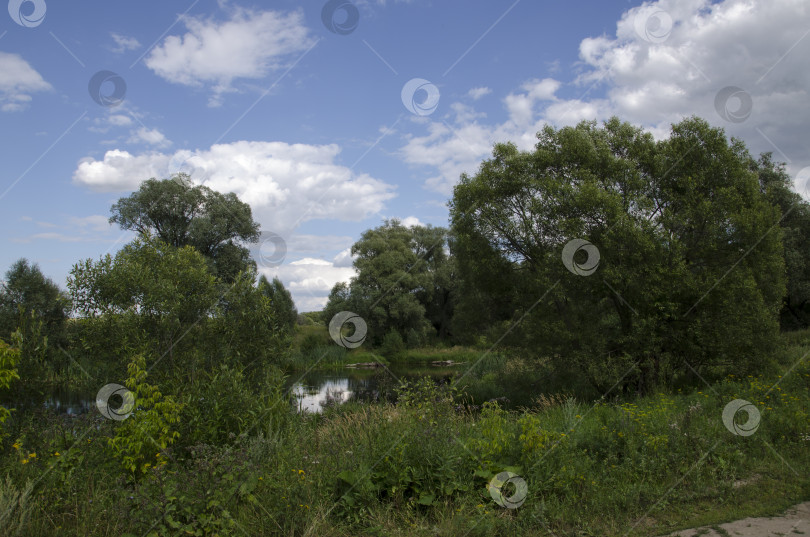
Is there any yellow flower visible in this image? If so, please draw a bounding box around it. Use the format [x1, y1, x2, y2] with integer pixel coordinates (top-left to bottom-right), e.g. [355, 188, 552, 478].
[12, 442, 20, 450]
[21, 459, 28, 464]
[53, 452, 60, 457]
[298, 469, 305, 475]
[28, 453, 36, 458]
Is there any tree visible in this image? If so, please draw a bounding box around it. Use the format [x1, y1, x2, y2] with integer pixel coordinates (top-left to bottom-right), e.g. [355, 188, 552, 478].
[109, 174, 260, 283]
[257, 275, 297, 334]
[751, 153, 810, 329]
[68, 234, 220, 377]
[450, 117, 785, 394]
[323, 220, 454, 346]
[0, 259, 70, 376]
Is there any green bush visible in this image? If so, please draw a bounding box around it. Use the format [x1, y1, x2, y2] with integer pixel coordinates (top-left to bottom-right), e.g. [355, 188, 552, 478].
[379, 329, 405, 358]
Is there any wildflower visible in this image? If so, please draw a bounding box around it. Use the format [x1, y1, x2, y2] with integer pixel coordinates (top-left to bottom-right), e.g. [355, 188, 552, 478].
[53, 452, 60, 457]
[28, 453, 36, 459]
[21, 459, 29, 464]
[12, 442, 20, 450]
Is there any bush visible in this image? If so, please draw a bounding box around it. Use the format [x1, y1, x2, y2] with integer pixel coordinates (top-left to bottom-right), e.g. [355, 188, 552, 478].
[379, 329, 405, 358]
[178, 364, 289, 447]
[107, 355, 183, 476]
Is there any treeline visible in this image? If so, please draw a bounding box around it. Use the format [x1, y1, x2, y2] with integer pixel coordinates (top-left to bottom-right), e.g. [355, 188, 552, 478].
[0, 175, 298, 389]
[325, 116, 810, 394]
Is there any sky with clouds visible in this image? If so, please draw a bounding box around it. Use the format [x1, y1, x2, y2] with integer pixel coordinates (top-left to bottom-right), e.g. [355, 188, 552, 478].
[2, 0, 809, 312]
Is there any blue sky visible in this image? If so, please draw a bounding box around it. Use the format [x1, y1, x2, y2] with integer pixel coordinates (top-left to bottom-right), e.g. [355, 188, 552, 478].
[2, 0, 809, 311]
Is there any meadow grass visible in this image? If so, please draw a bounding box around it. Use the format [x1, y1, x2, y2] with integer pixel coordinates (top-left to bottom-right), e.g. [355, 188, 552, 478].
[0, 332, 808, 536]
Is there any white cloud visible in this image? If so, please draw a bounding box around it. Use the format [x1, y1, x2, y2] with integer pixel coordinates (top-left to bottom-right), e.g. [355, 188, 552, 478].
[267, 256, 357, 312]
[468, 87, 492, 100]
[145, 8, 315, 106]
[398, 0, 810, 194]
[127, 127, 171, 148]
[110, 33, 141, 54]
[73, 149, 172, 191]
[72, 141, 396, 233]
[108, 115, 133, 127]
[400, 216, 422, 228]
[333, 247, 355, 267]
[0, 52, 51, 112]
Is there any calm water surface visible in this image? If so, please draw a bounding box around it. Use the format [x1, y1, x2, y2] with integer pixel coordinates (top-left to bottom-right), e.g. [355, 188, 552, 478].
[6, 363, 465, 416]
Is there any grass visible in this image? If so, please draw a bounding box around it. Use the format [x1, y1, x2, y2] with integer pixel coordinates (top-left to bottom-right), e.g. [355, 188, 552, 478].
[1, 331, 809, 536]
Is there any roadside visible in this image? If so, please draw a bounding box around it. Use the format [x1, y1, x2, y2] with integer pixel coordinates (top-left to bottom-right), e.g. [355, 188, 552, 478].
[666, 501, 810, 537]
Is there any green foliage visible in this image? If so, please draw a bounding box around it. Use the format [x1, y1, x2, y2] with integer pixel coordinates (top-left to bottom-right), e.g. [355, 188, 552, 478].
[214, 271, 289, 372]
[323, 220, 454, 346]
[109, 174, 260, 283]
[0, 333, 21, 439]
[379, 329, 405, 358]
[107, 355, 183, 475]
[450, 117, 786, 394]
[178, 364, 288, 446]
[752, 153, 810, 329]
[0, 476, 33, 537]
[69, 234, 220, 377]
[0, 259, 69, 375]
[257, 275, 297, 334]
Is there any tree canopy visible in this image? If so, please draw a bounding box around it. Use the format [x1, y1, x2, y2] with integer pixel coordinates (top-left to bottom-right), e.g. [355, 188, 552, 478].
[109, 174, 261, 283]
[450, 116, 786, 393]
[323, 220, 454, 346]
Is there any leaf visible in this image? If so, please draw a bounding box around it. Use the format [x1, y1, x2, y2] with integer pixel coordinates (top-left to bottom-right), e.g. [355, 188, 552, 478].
[417, 493, 435, 506]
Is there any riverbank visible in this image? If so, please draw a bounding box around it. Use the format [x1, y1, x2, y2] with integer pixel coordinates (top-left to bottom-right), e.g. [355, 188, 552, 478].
[1, 329, 808, 536]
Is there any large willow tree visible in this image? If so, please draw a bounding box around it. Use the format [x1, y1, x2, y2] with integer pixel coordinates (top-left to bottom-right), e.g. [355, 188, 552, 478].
[450, 117, 785, 394]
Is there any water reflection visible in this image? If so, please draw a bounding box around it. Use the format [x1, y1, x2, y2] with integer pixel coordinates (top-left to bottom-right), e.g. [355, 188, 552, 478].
[4, 364, 463, 417]
[284, 364, 457, 413]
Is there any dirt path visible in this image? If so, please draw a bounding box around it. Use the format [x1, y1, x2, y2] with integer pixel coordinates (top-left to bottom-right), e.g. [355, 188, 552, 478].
[665, 501, 810, 536]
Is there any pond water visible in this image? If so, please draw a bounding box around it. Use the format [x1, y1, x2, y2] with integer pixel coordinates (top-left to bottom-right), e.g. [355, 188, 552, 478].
[285, 363, 461, 413]
[4, 363, 466, 416]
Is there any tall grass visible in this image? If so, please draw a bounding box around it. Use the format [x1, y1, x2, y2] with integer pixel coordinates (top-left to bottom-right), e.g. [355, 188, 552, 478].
[1, 336, 808, 536]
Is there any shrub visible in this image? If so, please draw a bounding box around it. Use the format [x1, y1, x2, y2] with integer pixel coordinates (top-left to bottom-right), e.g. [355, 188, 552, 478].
[379, 329, 405, 358]
[107, 355, 183, 475]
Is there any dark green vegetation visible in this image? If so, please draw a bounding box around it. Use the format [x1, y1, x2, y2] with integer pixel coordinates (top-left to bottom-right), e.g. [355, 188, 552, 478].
[0, 117, 809, 536]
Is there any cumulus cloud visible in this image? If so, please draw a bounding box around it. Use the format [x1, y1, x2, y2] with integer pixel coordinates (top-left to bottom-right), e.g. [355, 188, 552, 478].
[72, 141, 396, 233]
[110, 33, 141, 54]
[144, 8, 315, 106]
[332, 247, 355, 268]
[0, 52, 51, 112]
[399, 0, 810, 193]
[467, 87, 492, 100]
[267, 255, 357, 312]
[400, 79, 559, 193]
[108, 115, 133, 127]
[400, 216, 422, 228]
[127, 127, 171, 148]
